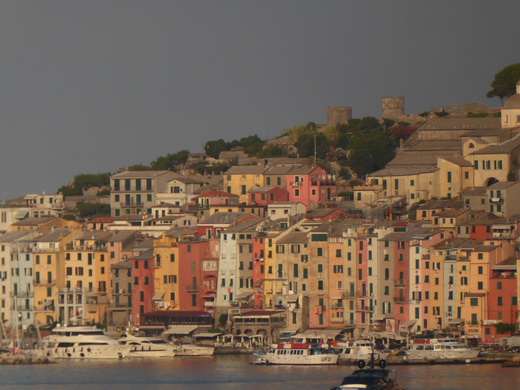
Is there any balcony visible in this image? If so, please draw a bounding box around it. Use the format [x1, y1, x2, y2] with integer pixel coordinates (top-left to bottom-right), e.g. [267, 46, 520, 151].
[121, 201, 144, 207]
[393, 297, 405, 304]
[330, 317, 344, 324]
[394, 279, 405, 286]
[186, 285, 199, 292]
[490, 197, 503, 204]
[331, 303, 343, 309]
[10, 292, 34, 298]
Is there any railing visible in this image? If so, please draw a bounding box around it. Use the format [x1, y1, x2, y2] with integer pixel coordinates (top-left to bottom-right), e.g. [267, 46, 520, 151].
[121, 201, 144, 207]
[10, 292, 34, 298]
[186, 285, 199, 292]
[394, 279, 405, 286]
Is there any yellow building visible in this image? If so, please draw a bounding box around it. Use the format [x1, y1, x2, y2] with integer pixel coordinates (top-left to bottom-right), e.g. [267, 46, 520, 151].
[152, 228, 197, 310]
[223, 166, 267, 203]
[60, 231, 111, 324]
[33, 227, 81, 325]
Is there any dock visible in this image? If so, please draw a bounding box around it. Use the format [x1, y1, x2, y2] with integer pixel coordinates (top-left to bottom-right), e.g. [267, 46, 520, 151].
[386, 357, 507, 365]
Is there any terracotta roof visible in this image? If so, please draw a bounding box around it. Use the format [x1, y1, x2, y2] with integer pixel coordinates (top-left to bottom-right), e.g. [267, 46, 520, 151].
[471, 135, 520, 155]
[418, 117, 500, 131]
[224, 165, 267, 175]
[89, 217, 115, 223]
[195, 190, 238, 198]
[111, 170, 176, 178]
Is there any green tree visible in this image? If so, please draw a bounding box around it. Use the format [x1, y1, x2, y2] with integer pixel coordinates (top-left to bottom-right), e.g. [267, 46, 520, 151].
[257, 144, 288, 158]
[487, 63, 520, 103]
[57, 186, 83, 198]
[150, 150, 190, 170]
[295, 133, 331, 159]
[239, 135, 264, 156]
[347, 130, 395, 177]
[204, 139, 230, 159]
[76, 202, 111, 219]
[73, 173, 111, 189]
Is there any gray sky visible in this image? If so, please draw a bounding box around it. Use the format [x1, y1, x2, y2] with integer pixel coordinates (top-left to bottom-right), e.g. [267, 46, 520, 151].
[1, 1, 518, 199]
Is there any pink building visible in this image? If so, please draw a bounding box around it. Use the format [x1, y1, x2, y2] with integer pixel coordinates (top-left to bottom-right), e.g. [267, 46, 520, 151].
[286, 166, 336, 209]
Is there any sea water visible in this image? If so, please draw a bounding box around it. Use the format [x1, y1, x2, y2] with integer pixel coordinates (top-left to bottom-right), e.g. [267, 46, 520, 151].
[1, 355, 519, 390]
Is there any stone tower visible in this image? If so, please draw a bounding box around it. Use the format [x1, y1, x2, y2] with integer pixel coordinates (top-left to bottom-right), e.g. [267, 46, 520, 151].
[327, 106, 352, 126]
[382, 97, 405, 119]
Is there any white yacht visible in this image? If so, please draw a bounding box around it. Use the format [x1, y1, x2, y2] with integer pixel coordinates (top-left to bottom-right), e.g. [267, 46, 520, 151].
[119, 333, 177, 358]
[406, 338, 480, 360]
[174, 343, 214, 356]
[331, 340, 389, 362]
[254, 343, 338, 365]
[43, 325, 132, 359]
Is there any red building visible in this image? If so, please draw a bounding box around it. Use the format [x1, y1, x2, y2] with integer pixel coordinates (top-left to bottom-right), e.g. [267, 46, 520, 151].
[355, 237, 370, 326]
[306, 208, 350, 221]
[247, 186, 289, 206]
[131, 249, 156, 324]
[177, 239, 218, 315]
[483, 257, 519, 343]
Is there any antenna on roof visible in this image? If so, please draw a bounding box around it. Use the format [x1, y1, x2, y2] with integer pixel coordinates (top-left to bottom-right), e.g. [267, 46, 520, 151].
[313, 134, 317, 167]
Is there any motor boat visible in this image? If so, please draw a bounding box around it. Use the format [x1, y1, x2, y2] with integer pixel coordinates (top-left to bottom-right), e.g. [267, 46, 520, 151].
[254, 342, 338, 365]
[331, 340, 389, 363]
[119, 333, 177, 358]
[43, 325, 131, 359]
[405, 338, 480, 360]
[330, 367, 405, 390]
[174, 343, 214, 356]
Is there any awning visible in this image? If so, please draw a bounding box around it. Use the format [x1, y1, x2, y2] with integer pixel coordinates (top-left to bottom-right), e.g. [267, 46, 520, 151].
[15, 210, 28, 219]
[152, 291, 165, 300]
[302, 329, 342, 339]
[193, 332, 222, 338]
[163, 325, 199, 335]
[399, 320, 416, 330]
[235, 292, 254, 301]
[448, 318, 464, 325]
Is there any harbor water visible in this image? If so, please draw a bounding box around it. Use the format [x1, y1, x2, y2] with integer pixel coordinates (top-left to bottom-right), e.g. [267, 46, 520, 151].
[1, 355, 519, 390]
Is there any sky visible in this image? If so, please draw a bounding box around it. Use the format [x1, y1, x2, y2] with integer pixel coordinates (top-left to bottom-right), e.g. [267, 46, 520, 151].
[0, 1, 519, 200]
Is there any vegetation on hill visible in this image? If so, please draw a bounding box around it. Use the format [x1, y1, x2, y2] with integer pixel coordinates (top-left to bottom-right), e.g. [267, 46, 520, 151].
[487, 63, 520, 103]
[57, 173, 111, 197]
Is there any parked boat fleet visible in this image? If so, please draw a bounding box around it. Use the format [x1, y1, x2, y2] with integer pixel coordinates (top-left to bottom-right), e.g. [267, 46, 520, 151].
[254, 335, 482, 366]
[42, 325, 214, 360]
[36, 324, 482, 365]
